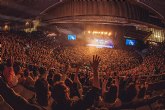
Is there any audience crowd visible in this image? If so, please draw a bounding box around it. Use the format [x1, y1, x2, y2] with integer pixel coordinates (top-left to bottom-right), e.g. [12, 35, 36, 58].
[0, 32, 165, 110]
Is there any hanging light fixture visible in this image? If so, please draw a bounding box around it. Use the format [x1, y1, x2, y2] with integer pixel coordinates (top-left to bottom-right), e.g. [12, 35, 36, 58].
[3, 24, 10, 31]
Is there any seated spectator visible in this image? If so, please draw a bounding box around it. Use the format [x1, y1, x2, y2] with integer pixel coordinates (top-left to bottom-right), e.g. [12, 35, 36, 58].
[103, 84, 117, 104]
[47, 70, 54, 86]
[52, 73, 62, 85]
[30, 78, 52, 110]
[38, 67, 48, 80]
[137, 84, 147, 99]
[23, 69, 35, 87]
[123, 83, 137, 103]
[32, 69, 39, 82]
[3, 58, 18, 87]
[13, 64, 24, 84]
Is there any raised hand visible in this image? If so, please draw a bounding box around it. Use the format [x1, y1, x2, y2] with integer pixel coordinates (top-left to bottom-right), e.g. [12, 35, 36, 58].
[64, 62, 69, 73]
[90, 55, 101, 72]
[102, 78, 108, 95]
[90, 55, 101, 89]
[10, 56, 14, 67]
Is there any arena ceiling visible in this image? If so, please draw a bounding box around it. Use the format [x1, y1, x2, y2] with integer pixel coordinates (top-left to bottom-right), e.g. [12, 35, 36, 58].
[0, 0, 165, 26]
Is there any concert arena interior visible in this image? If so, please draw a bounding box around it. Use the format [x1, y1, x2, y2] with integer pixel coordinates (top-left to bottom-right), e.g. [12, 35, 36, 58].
[0, 0, 165, 110]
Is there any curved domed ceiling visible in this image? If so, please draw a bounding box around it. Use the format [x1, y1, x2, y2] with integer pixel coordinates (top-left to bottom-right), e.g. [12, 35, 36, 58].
[41, 0, 165, 28]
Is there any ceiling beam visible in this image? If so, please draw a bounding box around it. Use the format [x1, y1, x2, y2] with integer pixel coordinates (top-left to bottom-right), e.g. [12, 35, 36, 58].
[0, 1, 40, 17]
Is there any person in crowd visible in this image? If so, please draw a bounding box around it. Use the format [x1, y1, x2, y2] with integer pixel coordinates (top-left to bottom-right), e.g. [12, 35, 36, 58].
[103, 83, 118, 104]
[51, 55, 101, 110]
[23, 69, 35, 87]
[124, 83, 137, 103]
[3, 57, 18, 87]
[30, 78, 53, 110]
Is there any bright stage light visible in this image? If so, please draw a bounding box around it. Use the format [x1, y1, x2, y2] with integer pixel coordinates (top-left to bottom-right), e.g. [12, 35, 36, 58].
[93, 31, 96, 34]
[108, 32, 112, 36]
[25, 21, 30, 26]
[105, 32, 108, 35]
[87, 44, 113, 48]
[86, 30, 112, 36]
[4, 25, 9, 30]
[3, 24, 10, 31]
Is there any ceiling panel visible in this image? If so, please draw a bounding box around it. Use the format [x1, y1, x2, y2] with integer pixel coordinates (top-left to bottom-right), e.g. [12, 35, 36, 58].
[0, 0, 164, 24]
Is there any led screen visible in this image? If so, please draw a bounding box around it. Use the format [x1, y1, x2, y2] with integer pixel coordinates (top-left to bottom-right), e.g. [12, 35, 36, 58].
[68, 34, 76, 40]
[126, 39, 136, 46]
[87, 38, 114, 48]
